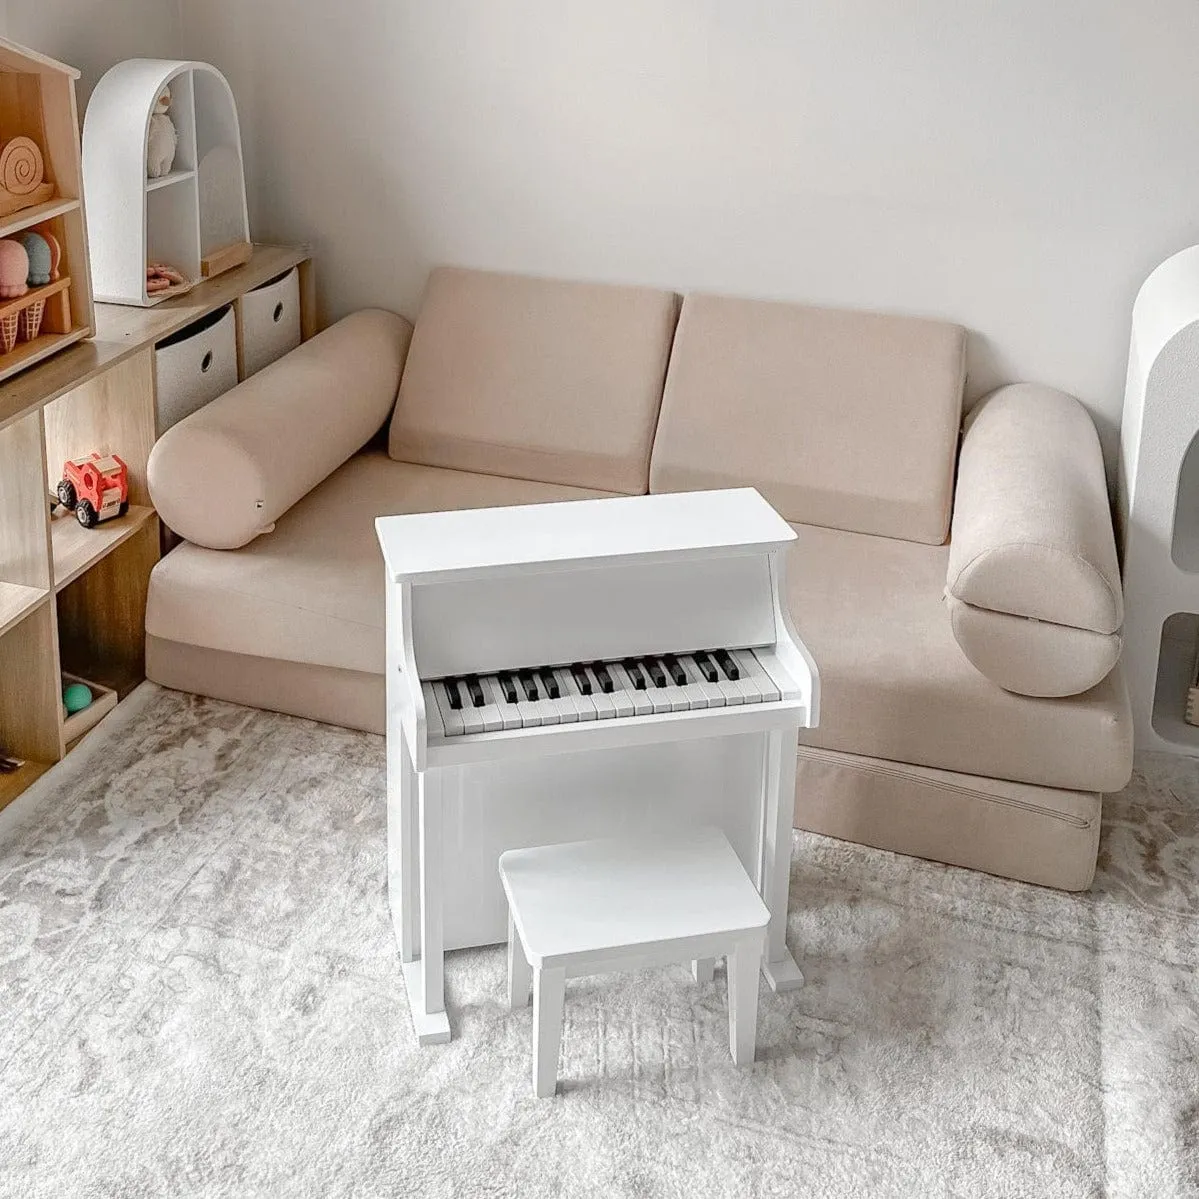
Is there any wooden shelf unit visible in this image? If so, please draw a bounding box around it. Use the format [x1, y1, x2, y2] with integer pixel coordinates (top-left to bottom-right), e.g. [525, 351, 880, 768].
[0, 38, 95, 387]
[0, 243, 314, 813]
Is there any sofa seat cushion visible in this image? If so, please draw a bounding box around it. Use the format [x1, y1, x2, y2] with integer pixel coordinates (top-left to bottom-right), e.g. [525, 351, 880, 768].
[650, 294, 966, 543]
[389, 267, 679, 494]
[787, 522, 1132, 793]
[146, 452, 614, 675]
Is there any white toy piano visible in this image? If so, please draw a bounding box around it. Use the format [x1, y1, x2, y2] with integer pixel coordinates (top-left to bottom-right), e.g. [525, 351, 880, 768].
[376, 487, 820, 1045]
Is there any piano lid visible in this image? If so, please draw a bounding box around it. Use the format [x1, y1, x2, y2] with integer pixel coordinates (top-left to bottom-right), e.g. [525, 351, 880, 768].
[375, 487, 796, 583]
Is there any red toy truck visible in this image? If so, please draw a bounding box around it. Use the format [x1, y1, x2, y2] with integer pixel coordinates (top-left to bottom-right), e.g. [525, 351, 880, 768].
[57, 454, 130, 529]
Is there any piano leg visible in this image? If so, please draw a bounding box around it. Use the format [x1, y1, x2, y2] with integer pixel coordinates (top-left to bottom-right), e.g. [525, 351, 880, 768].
[760, 728, 805, 993]
[387, 729, 420, 962]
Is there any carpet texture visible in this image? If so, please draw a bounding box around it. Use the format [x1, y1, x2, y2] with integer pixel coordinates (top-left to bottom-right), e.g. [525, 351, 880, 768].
[0, 683, 1197, 1198]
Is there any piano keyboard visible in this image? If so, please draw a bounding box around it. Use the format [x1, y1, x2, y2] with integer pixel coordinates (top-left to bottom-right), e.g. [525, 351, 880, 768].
[422, 648, 792, 737]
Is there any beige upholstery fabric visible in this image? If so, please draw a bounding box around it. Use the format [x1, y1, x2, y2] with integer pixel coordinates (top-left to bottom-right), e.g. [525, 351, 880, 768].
[947, 384, 1123, 634]
[650, 294, 967, 543]
[794, 745, 1102, 891]
[946, 594, 1122, 698]
[146, 452, 615, 675]
[147, 636, 385, 734]
[388, 267, 679, 494]
[787, 522, 1133, 793]
[149, 311, 413, 550]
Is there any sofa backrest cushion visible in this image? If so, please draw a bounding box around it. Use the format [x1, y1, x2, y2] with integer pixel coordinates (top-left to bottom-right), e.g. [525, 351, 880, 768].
[649, 294, 967, 544]
[388, 267, 679, 494]
[149, 310, 411, 550]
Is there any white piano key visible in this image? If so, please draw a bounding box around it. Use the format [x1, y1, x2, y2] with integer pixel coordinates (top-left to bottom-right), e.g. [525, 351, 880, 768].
[587, 666, 620, 719]
[457, 676, 489, 735]
[610, 662, 653, 716]
[672, 656, 712, 709]
[422, 680, 447, 738]
[681, 654, 726, 708]
[546, 669, 580, 724]
[754, 648, 800, 699]
[487, 675, 524, 731]
[650, 657, 689, 713]
[734, 649, 781, 703]
[712, 650, 757, 704]
[603, 662, 637, 718]
[639, 661, 675, 715]
[433, 680, 468, 737]
[473, 676, 506, 732]
[514, 676, 543, 728]
[561, 668, 599, 721]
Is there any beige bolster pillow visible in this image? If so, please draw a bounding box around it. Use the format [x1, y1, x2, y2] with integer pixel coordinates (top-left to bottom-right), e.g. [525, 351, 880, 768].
[148, 310, 413, 550]
[947, 593, 1121, 698]
[947, 384, 1122, 636]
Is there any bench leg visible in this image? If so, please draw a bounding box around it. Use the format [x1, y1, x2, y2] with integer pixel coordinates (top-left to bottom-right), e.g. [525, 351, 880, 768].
[691, 957, 715, 985]
[508, 912, 532, 1011]
[532, 966, 566, 1098]
[727, 940, 761, 1067]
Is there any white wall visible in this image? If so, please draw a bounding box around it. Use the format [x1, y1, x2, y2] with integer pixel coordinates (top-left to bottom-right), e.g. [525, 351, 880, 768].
[3, 0, 181, 103]
[46, 2, 1199, 461]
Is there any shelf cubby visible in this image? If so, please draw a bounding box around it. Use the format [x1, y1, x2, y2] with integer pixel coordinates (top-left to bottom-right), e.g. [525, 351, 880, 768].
[83, 60, 249, 307]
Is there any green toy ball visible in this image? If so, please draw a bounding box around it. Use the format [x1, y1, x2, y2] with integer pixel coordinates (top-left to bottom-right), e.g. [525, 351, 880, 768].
[63, 682, 92, 714]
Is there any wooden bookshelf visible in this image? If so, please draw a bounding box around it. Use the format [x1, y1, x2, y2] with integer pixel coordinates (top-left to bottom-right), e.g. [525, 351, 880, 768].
[0, 243, 314, 814]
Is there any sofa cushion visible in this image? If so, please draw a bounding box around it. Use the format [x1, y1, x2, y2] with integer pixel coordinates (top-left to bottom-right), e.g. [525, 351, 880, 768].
[947, 385, 1123, 634]
[388, 267, 679, 494]
[146, 452, 615, 675]
[946, 594, 1122, 698]
[787, 522, 1132, 793]
[149, 311, 412, 550]
[650, 294, 966, 543]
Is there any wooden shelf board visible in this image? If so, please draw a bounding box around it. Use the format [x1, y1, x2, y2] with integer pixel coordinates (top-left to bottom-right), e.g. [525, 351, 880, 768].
[146, 169, 196, 192]
[0, 328, 90, 392]
[0, 759, 51, 814]
[0, 276, 70, 322]
[0, 244, 309, 434]
[0, 195, 79, 241]
[0, 580, 47, 638]
[51, 504, 155, 592]
[94, 243, 310, 350]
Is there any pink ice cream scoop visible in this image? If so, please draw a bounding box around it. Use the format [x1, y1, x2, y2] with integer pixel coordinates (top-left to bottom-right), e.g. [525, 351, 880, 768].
[0, 239, 29, 298]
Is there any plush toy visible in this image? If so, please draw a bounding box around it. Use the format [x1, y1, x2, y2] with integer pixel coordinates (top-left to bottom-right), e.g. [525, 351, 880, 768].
[147, 87, 178, 179]
[18, 232, 51, 286]
[0, 239, 29, 297]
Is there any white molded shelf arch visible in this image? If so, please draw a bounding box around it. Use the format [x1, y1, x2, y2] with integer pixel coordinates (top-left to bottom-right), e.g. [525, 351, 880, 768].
[82, 59, 249, 307]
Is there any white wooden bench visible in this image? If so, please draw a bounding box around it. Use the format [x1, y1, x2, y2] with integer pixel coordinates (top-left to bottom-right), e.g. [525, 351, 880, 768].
[499, 826, 771, 1098]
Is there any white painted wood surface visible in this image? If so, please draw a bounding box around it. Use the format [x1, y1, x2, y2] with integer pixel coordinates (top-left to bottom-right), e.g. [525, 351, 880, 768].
[500, 827, 768, 1096]
[1119, 244, 1199, 757]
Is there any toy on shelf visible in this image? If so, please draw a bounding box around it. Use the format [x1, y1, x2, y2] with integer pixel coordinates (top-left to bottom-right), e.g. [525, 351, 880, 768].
[63, 679, 92, 715]
[56, 453, 130, 529]
[19, 231, 57, 286]
[0, 238, 28, 296]
[0, 134, 52, 220]
[146, 262, 187, 295]
[146, 86, 178, 179]
[60, 673, 118, 741]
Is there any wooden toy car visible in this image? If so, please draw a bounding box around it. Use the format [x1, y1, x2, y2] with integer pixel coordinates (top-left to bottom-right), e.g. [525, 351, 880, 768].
[57, 453, 129, 528]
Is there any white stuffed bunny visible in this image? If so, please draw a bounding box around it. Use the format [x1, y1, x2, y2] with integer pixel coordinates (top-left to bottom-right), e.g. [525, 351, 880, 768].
[147, 87, 178, 179]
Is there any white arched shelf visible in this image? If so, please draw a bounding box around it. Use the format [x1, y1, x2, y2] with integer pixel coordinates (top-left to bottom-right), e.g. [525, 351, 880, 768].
[1120, 244, 1199, 755]
[82, 59, 249, 306]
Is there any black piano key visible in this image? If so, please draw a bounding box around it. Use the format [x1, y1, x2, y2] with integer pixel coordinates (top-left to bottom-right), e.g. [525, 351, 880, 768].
[464, 674, 486, 707]
[714, 649, 741, 681]
[692, 651, 720, 684]
[538, 668, 561, 700]
[499, 674, 519, 704]
[644, 658, 668, 688]
[662, 654, 688, 686]
[570, 664, 593, 695]
[519, 671, 539, 701]
[444, 678, 464, 710]
[622, 658, 648, 690]
[591, 662, 615, 694]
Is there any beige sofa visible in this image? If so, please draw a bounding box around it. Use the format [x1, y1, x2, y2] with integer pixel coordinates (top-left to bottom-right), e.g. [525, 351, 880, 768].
[145, 267, 1132, 891]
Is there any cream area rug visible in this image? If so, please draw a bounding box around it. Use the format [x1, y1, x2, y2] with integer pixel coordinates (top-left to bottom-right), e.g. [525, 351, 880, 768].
[0, 684, 1196, 1199]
